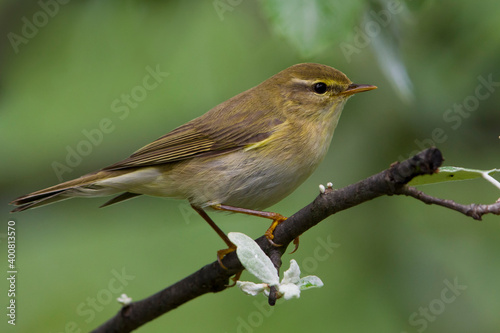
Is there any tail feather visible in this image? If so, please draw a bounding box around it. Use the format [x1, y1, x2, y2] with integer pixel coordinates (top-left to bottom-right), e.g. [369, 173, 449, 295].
[9, 169, 137, 213]
[11, 189, 66, 206]
[99, 192, 142, 208]
[11, 191, 71, 213]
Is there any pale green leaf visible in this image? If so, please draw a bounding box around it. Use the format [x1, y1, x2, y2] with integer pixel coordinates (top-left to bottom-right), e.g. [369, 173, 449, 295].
[237, 281, 268, 296]
[278, 283, 301, 300]
[282, 259, 301, 285]
[409, 166, 500, 188]
[298, 276, 324, 290]
[228, 232, 279, 286]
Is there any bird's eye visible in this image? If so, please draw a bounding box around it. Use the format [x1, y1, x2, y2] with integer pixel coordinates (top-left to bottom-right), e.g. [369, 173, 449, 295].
[313, 82, 328, 94]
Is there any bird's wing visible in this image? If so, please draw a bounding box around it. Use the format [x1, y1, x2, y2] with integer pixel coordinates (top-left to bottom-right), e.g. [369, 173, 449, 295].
[102, 110, 284, 171]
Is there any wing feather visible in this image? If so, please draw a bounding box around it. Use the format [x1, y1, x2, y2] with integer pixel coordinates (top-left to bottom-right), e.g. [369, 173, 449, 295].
[102, 107, 284, 171]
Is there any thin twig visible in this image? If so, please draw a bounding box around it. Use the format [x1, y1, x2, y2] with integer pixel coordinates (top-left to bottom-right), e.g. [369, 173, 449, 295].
[398, 186, 500, 220]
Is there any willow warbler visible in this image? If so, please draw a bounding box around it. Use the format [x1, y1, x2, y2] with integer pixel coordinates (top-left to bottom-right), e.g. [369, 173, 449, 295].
[11, 63, 376, 258]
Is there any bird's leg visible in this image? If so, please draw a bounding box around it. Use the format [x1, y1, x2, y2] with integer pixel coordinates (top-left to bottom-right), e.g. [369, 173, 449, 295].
[190, 204, 235, 270]
[212, 204, 293, 248]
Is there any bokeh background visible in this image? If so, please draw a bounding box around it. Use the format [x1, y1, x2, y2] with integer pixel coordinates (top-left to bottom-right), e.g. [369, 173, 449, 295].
[1, 0, 499, 332]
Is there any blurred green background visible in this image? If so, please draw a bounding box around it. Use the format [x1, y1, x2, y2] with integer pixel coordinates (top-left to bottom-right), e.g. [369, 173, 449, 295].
[1, 0, 499, 332]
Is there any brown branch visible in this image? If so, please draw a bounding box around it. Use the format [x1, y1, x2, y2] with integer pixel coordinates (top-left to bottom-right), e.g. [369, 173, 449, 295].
[91, 147, 499, 332]
[397, 186, 500, 220]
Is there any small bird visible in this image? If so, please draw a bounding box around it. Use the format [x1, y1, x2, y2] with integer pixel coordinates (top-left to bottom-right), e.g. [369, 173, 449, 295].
[10, 63, 376, 261]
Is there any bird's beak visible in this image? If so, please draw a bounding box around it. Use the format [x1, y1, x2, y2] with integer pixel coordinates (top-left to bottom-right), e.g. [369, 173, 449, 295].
[341, 83, 377, 96]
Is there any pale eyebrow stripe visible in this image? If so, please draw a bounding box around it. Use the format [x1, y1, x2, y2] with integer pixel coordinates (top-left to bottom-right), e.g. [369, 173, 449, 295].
[291, 78, 315, 85]
[291, 78, 337, 86]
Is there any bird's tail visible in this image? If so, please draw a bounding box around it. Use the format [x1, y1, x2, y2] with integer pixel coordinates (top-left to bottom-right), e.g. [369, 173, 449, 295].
[10, 169, 142, 212]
